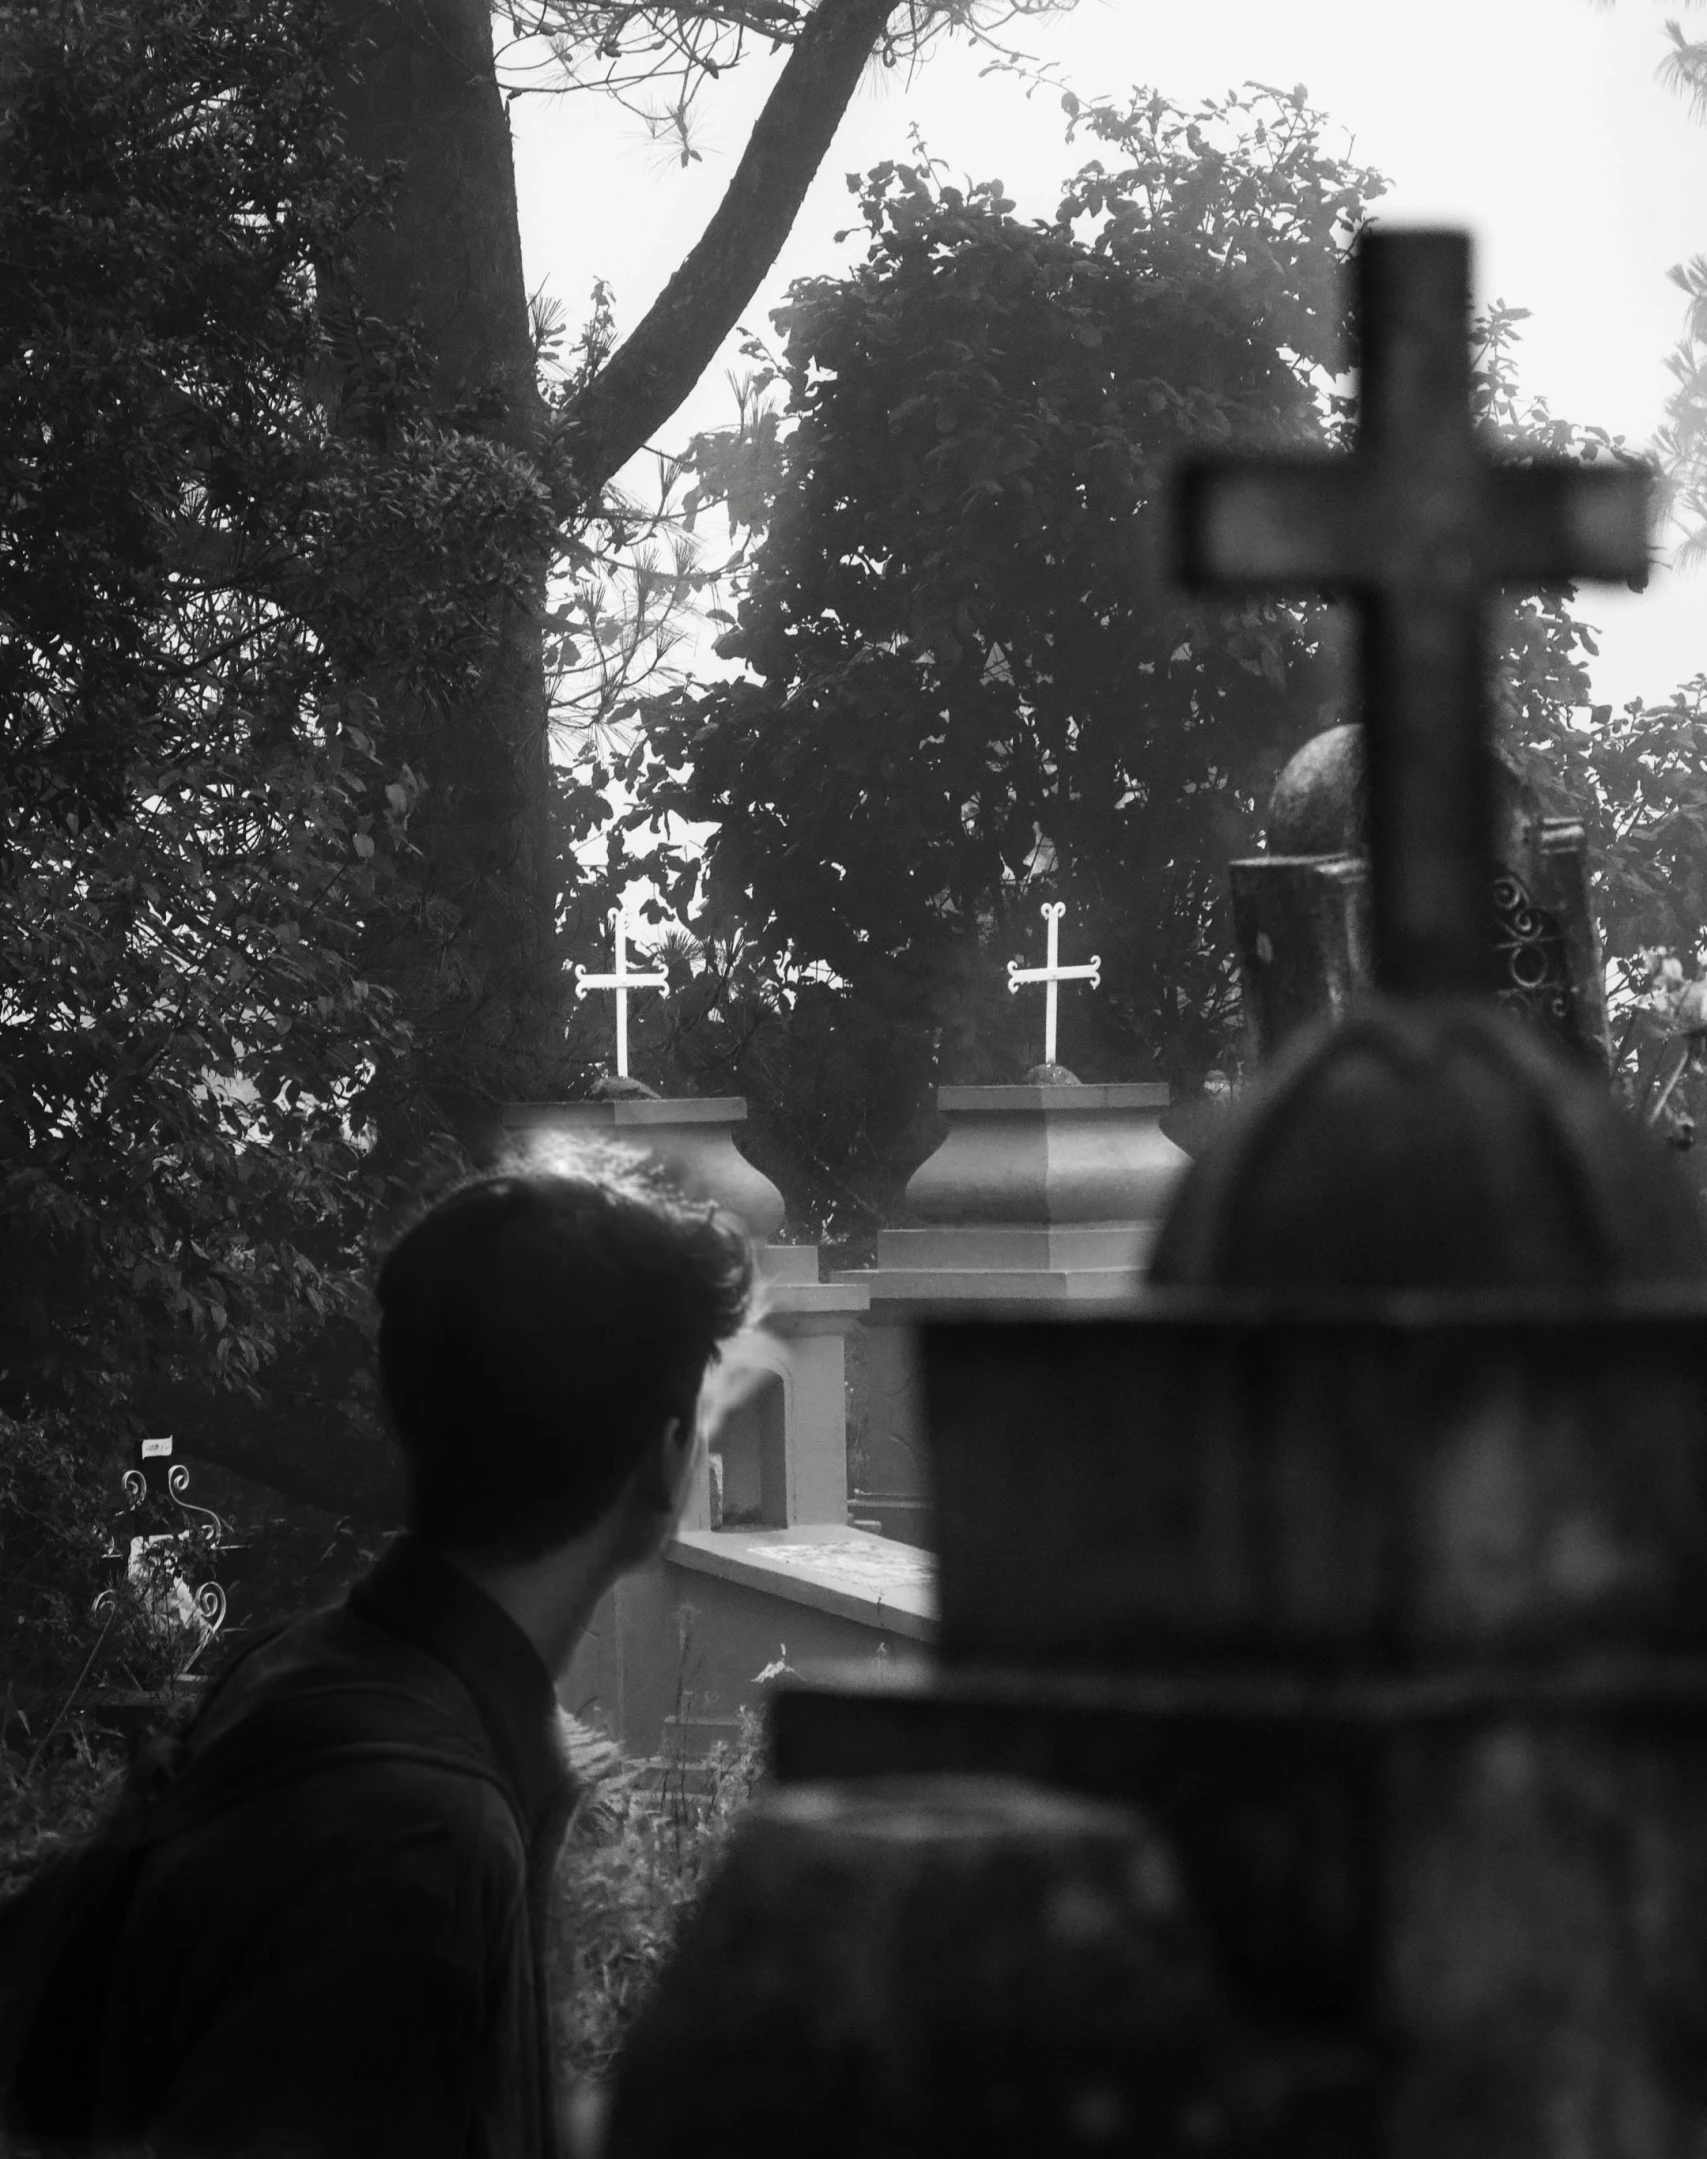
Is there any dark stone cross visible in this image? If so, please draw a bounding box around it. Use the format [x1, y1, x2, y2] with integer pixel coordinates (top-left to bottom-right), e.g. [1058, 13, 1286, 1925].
[1178, 228, 1649, 997]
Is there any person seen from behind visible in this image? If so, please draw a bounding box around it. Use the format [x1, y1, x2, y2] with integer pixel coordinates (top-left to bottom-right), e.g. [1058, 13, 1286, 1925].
[57, 1144, 753, 2158]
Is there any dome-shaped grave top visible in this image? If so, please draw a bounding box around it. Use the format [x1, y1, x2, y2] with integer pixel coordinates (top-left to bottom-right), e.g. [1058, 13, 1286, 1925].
[1267, 724, 1366, 857]
[1267, 723, 1551, 893]
[1148, 998, 1707, 1292]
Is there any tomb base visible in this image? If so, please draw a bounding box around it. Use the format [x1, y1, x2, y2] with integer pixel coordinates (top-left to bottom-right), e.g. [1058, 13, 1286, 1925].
[562, 1524, 934, 1761]
[502, 1096, 888, 1760]
[841, 1083, 1188, 1547]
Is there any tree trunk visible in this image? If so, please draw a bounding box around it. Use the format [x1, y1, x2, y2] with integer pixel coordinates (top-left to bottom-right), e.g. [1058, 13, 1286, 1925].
[323, 0, 905, 1169]
[328, 0, 564, 1166]
[210, 0, 909, 1524]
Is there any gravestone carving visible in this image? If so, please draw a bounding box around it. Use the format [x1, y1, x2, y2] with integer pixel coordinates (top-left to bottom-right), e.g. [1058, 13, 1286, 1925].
[607, 232, 1707, 2159]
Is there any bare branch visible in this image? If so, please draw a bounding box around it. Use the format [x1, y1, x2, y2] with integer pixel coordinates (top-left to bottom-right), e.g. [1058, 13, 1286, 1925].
[556, 0, 896, 497]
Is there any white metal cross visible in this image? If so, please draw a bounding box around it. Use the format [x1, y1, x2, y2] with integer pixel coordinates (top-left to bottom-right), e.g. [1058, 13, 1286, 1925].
[1006, 902, 1101, 1067]
[573, 908, 669, 1078]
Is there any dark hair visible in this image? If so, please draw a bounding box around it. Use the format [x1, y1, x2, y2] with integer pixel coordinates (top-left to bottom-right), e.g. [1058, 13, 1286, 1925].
[376, 1142, 755, 1560]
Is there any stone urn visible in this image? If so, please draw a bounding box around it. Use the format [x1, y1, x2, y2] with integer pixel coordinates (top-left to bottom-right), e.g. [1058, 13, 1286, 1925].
[837, 1080, 1189, 1547]
[498, 1096, 785, 1240]
[905, 1082, 1188, 1230]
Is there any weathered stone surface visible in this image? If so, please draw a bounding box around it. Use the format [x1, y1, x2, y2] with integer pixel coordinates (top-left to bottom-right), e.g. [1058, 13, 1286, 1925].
[603, 1774, 1238, 2159]
[919, 1307, 1707, 1673]
[1266, 723, 1367, 857]
[775, 1301, 1707, 2159]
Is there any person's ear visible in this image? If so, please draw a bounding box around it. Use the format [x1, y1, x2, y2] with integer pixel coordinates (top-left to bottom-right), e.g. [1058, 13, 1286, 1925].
[665, 1411, 705, 1515]
[635, 1413, 699, 1520]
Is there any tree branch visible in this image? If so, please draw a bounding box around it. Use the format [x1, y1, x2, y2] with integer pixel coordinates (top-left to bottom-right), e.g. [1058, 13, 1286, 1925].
[560, 0, 897, 497]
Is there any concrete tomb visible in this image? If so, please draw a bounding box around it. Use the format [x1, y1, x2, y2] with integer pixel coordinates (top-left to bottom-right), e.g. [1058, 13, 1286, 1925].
[839, 896, 1187, 1544]
[499, 1091, 924, 1761]
[839, 1078, 1188, 1544]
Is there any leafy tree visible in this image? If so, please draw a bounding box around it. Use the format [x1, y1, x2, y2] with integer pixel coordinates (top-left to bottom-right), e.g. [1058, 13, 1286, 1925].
[0, 0, 553, 1515]
[1653, 15, 1707, 564]
[617, 85, 1386, 1231]
[1473, 304, 1707, 1156]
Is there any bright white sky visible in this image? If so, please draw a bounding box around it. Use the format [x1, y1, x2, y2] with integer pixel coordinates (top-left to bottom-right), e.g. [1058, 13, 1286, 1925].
[511, 0, 1707, 716]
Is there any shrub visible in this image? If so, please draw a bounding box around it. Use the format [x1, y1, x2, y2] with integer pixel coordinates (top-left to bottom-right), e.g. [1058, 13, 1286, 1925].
[552, 1712, 766, 2086]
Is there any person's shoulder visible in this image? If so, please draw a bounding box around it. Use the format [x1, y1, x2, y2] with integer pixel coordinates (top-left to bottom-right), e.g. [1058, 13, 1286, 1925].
[195, 1601, 479, 1751]
[171, 1610, 528, 1868]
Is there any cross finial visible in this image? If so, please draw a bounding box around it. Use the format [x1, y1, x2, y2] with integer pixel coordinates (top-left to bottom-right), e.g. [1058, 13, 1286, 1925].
[1006, 902, 1101, 1067]
[573, 908, 669, 1079]
[1178, 228, 1649, 997]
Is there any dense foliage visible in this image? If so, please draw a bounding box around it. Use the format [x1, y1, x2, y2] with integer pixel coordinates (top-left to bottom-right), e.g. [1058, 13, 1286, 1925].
[0, 0, 551, 1429]
[1652, 18, 1707, 566]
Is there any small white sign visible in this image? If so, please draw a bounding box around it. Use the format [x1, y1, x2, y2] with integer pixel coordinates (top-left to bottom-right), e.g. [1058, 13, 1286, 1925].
[140, 1436, 173, 1459]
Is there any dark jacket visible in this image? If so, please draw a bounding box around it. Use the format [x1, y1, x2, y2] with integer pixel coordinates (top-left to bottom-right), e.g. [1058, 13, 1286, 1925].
[91, 1536, 579, 2159]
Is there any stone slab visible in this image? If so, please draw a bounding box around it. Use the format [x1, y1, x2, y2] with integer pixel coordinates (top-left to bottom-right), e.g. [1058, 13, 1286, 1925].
[936, 1084, 1170, 1112]
[567, 1096, 750, 1126]
[848, 1266, 1151, 1307]
[763, 1282, 872, 1320]
[670, 1525, 937, 1642]
[873, 1222, 1153, 1272]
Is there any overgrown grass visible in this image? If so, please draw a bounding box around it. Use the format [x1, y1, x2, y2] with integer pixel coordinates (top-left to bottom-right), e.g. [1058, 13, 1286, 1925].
[0, 1717, 128, 1902]
[552, 1712, 766, 2085]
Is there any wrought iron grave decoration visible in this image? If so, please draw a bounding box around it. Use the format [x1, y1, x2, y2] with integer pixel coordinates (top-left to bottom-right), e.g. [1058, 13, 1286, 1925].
[94, 1434, 239, 1676]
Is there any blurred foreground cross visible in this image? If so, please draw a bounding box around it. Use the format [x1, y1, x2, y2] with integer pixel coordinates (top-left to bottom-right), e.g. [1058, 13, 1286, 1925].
[1178, 228, 1650, 997]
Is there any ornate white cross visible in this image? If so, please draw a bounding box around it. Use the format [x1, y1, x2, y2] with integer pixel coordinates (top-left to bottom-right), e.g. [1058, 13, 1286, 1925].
[574, 908, 668, 1078]
[1006, 902, 1101, 1068]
